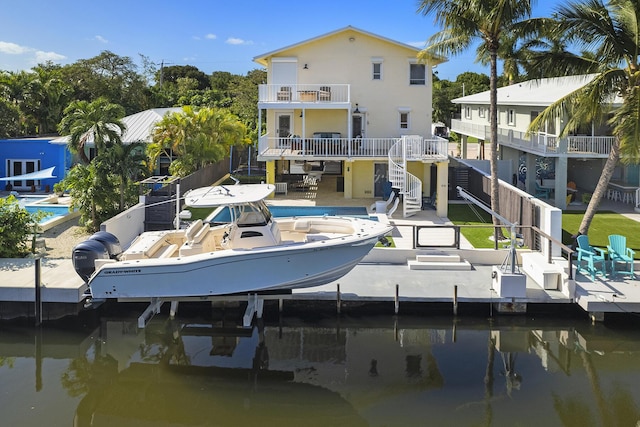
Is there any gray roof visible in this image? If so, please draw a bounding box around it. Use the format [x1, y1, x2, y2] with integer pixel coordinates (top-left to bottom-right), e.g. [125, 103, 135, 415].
[51, 107, 183, 145]
[451, 74, 605, 106]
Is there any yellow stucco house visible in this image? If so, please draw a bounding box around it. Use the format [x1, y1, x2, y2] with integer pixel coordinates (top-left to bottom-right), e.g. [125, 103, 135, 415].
[253, 26, 450, 217]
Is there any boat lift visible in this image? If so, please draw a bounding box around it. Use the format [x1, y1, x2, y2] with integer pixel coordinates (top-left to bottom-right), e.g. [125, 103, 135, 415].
[134, 292, 292, 329]
[456, 187, 520, 274]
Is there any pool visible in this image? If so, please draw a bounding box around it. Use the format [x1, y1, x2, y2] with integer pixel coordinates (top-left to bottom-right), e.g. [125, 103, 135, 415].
[2, 194, 80, 230]
[207, 205, 372, 224]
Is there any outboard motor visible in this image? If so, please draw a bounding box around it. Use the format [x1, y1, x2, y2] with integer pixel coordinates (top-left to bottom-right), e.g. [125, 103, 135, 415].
[87, 231, 122, 259]
[72, 239, 109, 283]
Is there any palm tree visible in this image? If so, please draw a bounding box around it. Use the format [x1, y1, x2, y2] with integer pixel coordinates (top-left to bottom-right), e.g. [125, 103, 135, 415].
[58, 97, 126, 164]
[148, 106, 247, 177]
[102, 142, 148, 210]
[417, 0, 536, 236]
[529, 0, 640, 235]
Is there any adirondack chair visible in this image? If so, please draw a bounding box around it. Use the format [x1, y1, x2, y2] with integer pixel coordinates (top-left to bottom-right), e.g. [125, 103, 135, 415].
[575, 235, 607, 280]
[608, 234, 636, 277]
[535, 182, 551, 198]
[370, 192, 395, 213]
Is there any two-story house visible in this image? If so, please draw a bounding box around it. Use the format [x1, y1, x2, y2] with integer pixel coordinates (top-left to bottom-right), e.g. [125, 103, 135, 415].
[253, 26, 449, 217]
[451, 74, 625, 209]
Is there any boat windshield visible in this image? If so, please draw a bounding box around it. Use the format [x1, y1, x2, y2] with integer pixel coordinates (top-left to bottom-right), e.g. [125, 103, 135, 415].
[234, 201, 272, 227]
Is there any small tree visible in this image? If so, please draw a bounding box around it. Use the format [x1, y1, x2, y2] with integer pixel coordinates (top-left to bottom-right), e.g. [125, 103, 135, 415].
[0, 196, 47, 258]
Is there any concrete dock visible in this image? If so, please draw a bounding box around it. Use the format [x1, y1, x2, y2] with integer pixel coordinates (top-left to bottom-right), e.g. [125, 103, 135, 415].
[1, 177, 640, 322]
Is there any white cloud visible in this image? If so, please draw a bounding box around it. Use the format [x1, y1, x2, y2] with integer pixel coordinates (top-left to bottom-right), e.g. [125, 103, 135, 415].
[0, 41, 32, 55]
[226, 37, 253, 46]
[94, 35, 108, 44]
[35, 50, 66, 63]
[205, 33, 217, 40]
[407, 41, 426, 48]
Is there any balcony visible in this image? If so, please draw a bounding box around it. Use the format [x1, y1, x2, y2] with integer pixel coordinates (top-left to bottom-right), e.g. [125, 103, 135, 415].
[258, 84, 350, 107]
[258, 135, 449, 161]
[451, 119, 613, 158]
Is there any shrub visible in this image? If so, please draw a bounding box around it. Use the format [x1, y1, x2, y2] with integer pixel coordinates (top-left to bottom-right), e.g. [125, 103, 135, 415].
[0, 196, 44, 258]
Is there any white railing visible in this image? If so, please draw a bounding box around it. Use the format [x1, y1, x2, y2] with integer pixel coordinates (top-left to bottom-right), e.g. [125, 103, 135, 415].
[567, 135, 614, 155]
[258, 135, 449, 159]
[258, 136, 396, 157]
[258, 84, 350, 103]
[453, 118, 612, 156]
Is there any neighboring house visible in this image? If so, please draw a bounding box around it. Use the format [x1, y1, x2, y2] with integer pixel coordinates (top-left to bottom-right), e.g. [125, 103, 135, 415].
[51, 107, 183, 175]
[0, 137, 71, 192]
[253, 26, 450, 217]
[451, 74, 624, 209]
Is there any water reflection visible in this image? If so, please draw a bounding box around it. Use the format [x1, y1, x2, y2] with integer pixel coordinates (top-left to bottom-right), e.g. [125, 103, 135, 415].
[2, 316, 640, 426]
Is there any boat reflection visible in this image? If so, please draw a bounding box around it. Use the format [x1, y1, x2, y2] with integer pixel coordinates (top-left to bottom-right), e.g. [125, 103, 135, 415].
[3, 315, 640, 426]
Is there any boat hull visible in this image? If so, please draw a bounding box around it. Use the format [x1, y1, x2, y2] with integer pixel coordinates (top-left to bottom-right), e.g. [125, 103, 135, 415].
[88, 234, 382, 299]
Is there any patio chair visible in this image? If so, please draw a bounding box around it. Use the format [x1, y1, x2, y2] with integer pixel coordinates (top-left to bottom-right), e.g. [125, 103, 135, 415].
[607, 234, 635, 277]
[370, 192, 395, 213]
[535, 182, 551, 198]
[575, 235, 607, 280]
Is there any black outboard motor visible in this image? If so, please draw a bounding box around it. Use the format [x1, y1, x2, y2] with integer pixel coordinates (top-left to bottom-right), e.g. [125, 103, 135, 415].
[72, 239, 109, 283]
[87, 231, 122, 259]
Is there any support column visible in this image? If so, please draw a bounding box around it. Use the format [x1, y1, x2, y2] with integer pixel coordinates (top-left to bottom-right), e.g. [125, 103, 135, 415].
[554, 156, 568, 209]
[344, 160, 353, 199]
[266, 161, 276, 198]
[460, 135, 468, 159]
[525, 153, 537, 195]
[436, 161, 449, 217]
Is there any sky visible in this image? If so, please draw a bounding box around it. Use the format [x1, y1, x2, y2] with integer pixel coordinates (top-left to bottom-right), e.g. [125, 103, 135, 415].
[0, 0, 560, 82]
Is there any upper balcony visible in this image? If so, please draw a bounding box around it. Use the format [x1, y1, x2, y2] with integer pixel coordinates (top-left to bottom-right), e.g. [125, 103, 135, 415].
[257, 135, 449, 162]
[258, 84, 351, 108]
[451, 118, 613, 158]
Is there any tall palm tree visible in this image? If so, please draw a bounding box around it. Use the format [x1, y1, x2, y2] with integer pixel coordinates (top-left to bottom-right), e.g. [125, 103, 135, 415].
[58, 97, 126, 164]
[529, 0, 640, 235]
[417, 0, 536, 236]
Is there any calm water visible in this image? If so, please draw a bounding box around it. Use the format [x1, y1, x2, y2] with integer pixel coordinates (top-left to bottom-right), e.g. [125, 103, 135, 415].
[2, 311, 640, 427]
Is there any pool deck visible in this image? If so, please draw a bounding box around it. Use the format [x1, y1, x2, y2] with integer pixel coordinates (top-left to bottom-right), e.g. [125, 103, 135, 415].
[1, 180, 640, 322]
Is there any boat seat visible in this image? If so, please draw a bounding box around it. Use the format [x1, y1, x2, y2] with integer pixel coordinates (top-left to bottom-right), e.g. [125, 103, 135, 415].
[185, 219, 204, 243]
[293, 219, 311, 232]
[154, 244, 177, 259]
[191, 223, 210, 244]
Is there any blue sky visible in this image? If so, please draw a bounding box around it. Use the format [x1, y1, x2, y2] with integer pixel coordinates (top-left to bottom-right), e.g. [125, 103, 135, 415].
[0, 0, 560, 82]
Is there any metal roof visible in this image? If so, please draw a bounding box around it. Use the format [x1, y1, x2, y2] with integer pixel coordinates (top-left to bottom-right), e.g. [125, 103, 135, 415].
[451, 74, 614, 106]
[51, 107, 183, 145]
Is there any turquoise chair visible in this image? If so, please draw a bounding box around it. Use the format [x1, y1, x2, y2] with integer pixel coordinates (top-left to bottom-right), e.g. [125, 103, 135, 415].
[608, 234, 635, 277]
[576, 235, 607, 280]
[535, 182, 551, 198]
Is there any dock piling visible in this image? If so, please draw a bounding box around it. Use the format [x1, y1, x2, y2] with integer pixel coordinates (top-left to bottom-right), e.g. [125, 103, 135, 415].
[34, 258, 42, 327]
[337, 284, 341, 315]
[394, 284, 399, 314]
[453, 285, 458, 316]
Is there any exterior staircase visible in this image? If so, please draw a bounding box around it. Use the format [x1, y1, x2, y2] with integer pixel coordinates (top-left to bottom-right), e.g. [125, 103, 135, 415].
[407, 250, 472, 271]
[389, 136, 422, 218]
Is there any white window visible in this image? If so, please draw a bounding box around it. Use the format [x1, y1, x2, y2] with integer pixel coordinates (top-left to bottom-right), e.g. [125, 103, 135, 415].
[371, 57, 383, 80]
[409, 63, 425, 85]
[400, 112, 410, 129]
[479, 107, 486, 118]
[507, 109, 516, 125]
[464, 106, 471, 119]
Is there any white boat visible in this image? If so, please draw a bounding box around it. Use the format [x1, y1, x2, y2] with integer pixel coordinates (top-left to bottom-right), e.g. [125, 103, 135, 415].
[72, 184, 393, 299]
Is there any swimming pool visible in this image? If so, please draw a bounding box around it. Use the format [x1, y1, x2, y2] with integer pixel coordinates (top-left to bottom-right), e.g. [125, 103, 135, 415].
[207, 205, 372, 224]
[2, 194, 80, 230]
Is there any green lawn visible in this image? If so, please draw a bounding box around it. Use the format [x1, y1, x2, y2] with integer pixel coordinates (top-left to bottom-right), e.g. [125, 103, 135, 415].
[448, 205, 640, 255]
[446, 204, 500, 248]
[562, 211, 640, 256]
